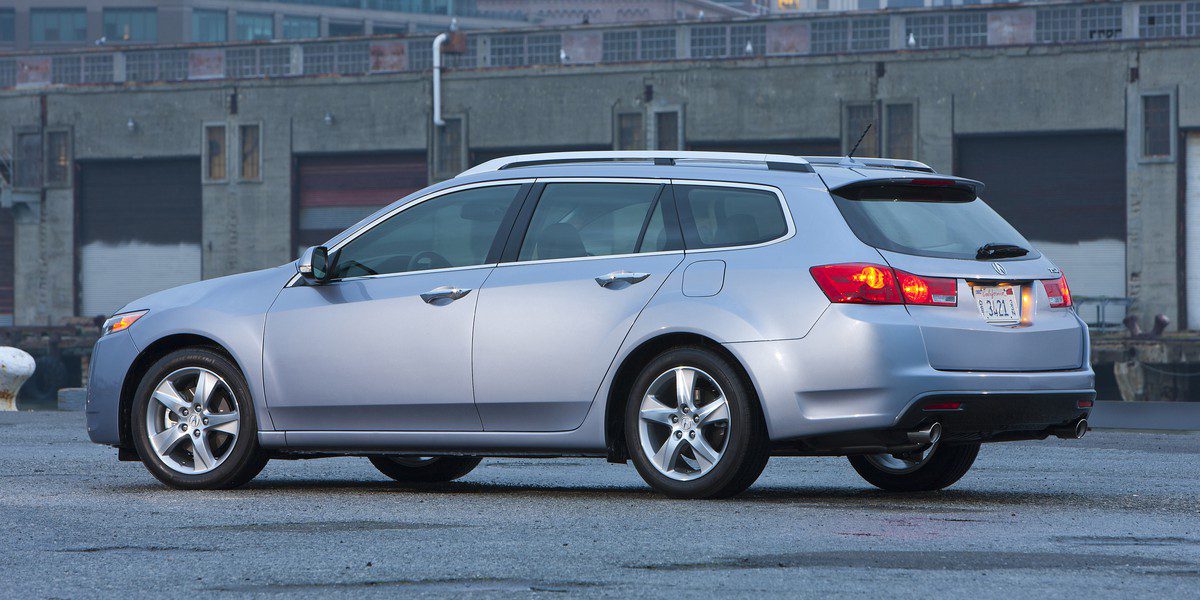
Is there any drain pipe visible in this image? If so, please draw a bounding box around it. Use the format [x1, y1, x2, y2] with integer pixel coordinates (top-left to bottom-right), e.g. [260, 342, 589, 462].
[432, 32, 448, 127]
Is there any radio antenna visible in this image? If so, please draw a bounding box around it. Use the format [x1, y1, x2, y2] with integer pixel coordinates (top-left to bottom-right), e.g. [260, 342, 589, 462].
[847, 123, 872, 159]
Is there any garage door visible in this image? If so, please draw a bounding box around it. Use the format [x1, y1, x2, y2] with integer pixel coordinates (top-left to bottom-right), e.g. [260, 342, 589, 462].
[1187, 133, 1200, 329]
[77, 159, 202, 318]
[295, 153, 427, 257]
[0, 208, 12, 326]
[956, 133, 1127, 304]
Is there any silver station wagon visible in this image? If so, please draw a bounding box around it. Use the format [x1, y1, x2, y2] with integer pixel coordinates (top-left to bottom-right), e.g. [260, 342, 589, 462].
[86, 151, 1094, 498]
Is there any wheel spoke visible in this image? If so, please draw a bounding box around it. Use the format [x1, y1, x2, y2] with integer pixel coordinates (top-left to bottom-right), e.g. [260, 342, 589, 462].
[192, 371, 220, 411]
[694, 396, 729, 426]
[688, 436, 721, 471]
[152, 380, 189, 416]
[191, 433, 216, 472]
[675, 368, 696, 409]
[206, 411, 240, 436]
[640, 395, 675, 426]
[151, 425, 188, 455]
[653, 434, 684, 472]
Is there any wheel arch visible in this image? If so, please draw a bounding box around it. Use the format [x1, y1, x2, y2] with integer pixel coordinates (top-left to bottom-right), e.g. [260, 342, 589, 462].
[117, 333, 244, 449]
[603, 331, 762, 463]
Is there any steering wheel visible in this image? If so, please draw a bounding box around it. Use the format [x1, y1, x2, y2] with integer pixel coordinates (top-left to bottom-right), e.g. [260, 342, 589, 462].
[409, 250, 452, 271]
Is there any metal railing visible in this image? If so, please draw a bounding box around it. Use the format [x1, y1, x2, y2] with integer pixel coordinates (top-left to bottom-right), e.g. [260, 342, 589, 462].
[1074, 296, 1133, 332]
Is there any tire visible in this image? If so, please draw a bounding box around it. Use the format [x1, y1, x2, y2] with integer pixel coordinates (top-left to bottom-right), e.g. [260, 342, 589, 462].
[368, 456, 482, 483]
[848, 442, 980, 492]
[625, 346, 769, 499]
[131, 347, 269, 490]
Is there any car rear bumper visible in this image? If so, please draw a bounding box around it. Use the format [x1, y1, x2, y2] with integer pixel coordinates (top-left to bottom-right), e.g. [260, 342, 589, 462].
[724, 304, 1095, 444]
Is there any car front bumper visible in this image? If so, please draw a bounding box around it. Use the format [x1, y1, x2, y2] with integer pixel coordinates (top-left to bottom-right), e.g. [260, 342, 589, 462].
[85, 331, 141, 446]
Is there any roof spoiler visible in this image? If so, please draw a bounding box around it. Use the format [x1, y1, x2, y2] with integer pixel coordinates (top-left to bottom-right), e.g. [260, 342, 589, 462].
[802, 156, 936, 173]
[830, 175, 986, 199]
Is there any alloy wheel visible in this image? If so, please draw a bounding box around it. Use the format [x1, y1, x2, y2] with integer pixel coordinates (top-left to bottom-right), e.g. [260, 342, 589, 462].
[144, 367, 241, 475]
[637, 367, 731, 481]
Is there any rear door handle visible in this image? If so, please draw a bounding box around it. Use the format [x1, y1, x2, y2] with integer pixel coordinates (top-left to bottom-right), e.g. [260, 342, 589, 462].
[420, 286, 472, 304]
[595, 271, 651, 288]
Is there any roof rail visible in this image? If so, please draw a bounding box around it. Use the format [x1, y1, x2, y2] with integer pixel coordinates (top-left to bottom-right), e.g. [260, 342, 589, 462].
[801, 156, 936, 173]
[458, 151, 814, 177]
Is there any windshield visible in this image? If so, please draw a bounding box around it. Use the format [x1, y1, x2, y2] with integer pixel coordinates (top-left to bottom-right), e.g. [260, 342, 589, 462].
[831, 188, 1037, 261]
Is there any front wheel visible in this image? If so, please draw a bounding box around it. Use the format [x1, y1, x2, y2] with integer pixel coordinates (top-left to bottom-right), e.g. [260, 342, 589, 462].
[848, 442, 980, 492]
[368, 456, 482, 483]
[625, 347, 769, 499]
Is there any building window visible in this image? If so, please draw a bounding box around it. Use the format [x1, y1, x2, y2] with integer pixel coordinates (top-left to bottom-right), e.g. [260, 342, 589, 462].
[948, 13, 988, 47]
[1140, 3, 1183, 38]
[239, 124, 262, 181]
[31, 9, 88, 43]
[0, 9, 14, 44]
[811, 20, 849, 53]
[640, 28, 676, 60]
[844, 104, 878, 157]
[602, 31, 638, 62]
[885, 103, 914, 160]
[616, 112, 644, 150]
[490, 35, 525, 67]
[0, 60, 14, 88]
[851, 17, 890, 51]
[1081, 5, 1124, 41]
[691, 25, 728, 58]
[52, 56, 82, 85]
[14, 131, 43, 189]
[193, 9, 227, 43]
[444, 35, 478, 68]
[1188, 2, 1200, 36]
[204, 125, 227, 182]
[83, 54, 113, 83]
[236, 13, 274, 41]
[283, 16, 319, 40]
[730, 24, 766, 56]
[655, 111, 681, 151]
[103, 8, 157, 43]
[1142, 94, 1172, 158]
[125, 50, 187, 83]
[1036, 7, 1078, 43]
[905, 14, 946, 49]
[526, 34, 561, 65]
[45, 130, 71, 187]
[434, 117, 464, 180]
[328, 21, 364, 37]
[374, 24, 408, 35]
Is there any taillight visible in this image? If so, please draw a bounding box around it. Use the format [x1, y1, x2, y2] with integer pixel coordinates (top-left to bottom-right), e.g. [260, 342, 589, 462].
[809, 263, 957, 306]
[809, 263, 902, 304]
[1043, 275, 1072, 308]
[896, 271, 957, 306]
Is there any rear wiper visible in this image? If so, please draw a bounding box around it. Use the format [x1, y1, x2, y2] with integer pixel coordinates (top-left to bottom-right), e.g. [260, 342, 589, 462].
[976, 243, 1029, 260]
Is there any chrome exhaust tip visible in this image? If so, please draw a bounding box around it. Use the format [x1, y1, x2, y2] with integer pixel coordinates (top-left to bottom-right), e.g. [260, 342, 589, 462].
[907, 422, 942, 447]
[1053, 418, 1088, 440]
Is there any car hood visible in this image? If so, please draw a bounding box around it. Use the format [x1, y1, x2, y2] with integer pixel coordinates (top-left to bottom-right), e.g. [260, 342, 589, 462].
[116, 263, 297, 316]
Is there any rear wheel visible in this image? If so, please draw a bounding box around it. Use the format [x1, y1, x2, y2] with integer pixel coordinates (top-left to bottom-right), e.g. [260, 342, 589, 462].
[625, 347, 769, 499]
[368, 456, 482, 483]
[848, 441, 980, 492]
[131, 347, 269, 490]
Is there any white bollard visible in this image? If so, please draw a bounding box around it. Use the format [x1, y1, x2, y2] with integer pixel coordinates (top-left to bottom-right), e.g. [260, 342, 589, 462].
[0, 347, 36, 411]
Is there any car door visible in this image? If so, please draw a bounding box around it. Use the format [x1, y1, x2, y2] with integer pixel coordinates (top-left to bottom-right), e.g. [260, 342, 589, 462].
[472, 179, 686, 431]
[262, 181, 530, 431]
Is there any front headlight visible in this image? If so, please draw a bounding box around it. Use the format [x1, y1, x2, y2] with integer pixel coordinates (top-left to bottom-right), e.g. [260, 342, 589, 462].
[101, 310, 148, 336]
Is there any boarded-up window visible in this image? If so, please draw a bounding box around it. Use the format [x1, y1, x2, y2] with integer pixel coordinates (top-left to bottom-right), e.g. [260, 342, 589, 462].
[205, 125, 226, 181]
[46, 130, 71, 186]
[14, 131, 42, 189]
[434, 117, 464, 180]
[1142, 94, 1172, 158]
[885, 104, 915, 160]
[655, 111, 680, 151]
[617, 113, 644, 150]
[845, 104, 877, 157]
[239, 124, 261, 181]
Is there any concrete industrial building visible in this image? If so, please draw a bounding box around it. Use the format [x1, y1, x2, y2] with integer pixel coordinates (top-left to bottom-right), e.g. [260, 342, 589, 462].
[0, 0, 1198, 336]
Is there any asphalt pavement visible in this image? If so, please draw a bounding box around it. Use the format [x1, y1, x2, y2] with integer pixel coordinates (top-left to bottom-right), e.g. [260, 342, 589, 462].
[1, 410, 1198, 598]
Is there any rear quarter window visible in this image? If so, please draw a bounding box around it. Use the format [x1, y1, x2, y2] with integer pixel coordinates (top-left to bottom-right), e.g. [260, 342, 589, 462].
[674, 184, 788, 249]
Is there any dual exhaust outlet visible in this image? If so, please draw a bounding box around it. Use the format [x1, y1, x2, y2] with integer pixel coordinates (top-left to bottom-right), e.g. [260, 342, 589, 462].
[903, 418, 1088, 447]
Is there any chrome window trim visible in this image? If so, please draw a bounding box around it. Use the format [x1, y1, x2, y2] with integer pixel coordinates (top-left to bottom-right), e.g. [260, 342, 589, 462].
[285, 178, 534, 287]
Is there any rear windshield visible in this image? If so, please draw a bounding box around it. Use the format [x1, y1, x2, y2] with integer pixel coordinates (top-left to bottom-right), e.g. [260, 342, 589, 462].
[831, 186, 1037, 261]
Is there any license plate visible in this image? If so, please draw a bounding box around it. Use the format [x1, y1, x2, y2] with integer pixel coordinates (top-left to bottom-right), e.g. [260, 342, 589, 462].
[973, 284, 1021, 324]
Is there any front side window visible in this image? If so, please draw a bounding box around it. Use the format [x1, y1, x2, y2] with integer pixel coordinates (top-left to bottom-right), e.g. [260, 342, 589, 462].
[674, 185, 789, 249]
[518, 183, 676, 261]
[332, 184, 523, 279]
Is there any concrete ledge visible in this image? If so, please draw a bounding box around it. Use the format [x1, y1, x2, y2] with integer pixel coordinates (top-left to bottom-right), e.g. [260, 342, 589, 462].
[57, 388, 86, 412]
[1089, 401, 1200, 431]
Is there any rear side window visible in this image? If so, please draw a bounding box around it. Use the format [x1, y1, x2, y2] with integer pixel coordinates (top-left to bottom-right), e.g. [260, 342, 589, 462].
[674, 185, 789, 249]
[831, 185, 1036, 260]
[518, 183, 681, 261]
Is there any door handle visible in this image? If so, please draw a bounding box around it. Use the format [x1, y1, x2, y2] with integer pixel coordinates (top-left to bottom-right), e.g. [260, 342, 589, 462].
[595, 271, 651, 288]
[420, 286, 472, 304]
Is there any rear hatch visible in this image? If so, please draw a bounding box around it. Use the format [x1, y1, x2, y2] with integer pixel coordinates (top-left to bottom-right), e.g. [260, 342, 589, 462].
[819, 167, 1085, 372]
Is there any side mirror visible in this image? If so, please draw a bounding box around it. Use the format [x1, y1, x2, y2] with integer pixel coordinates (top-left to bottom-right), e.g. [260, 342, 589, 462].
[298, 246, 330, 284]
